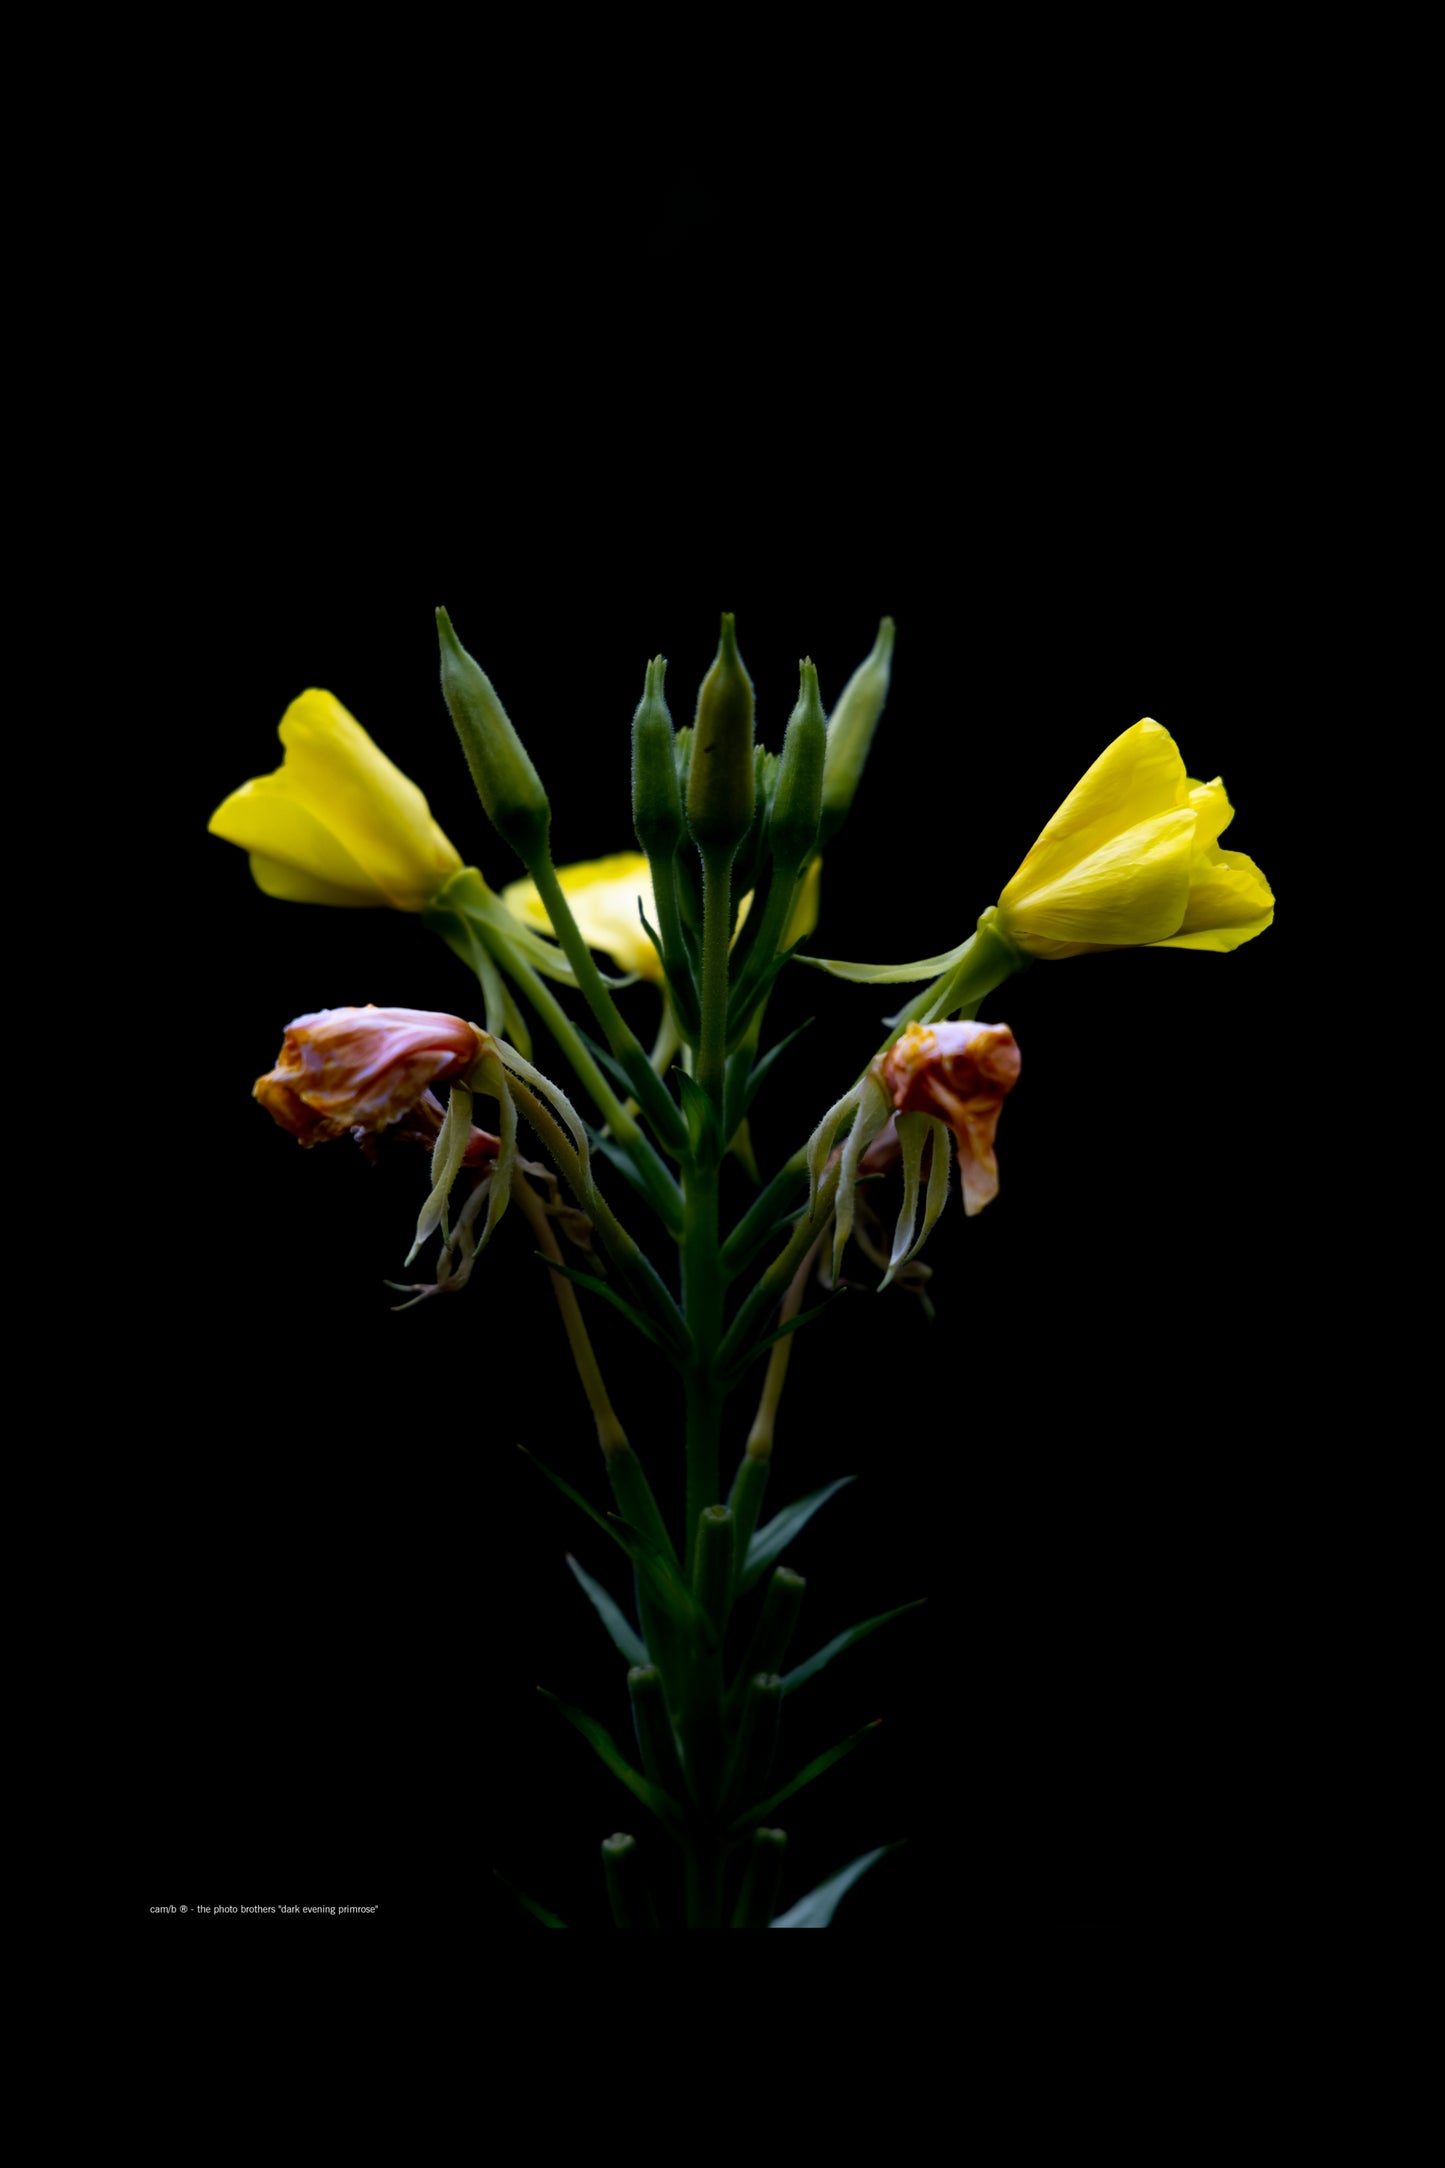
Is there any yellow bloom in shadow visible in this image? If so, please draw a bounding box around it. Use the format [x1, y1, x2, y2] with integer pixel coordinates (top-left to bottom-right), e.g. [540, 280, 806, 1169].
[501, 854, 823, 981]
[997, 719, 1273, 959]
[209, 689, 462, 910]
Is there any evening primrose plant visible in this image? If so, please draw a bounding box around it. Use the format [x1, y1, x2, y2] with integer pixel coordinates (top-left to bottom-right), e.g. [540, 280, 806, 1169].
[210, 610, 1273, 1930]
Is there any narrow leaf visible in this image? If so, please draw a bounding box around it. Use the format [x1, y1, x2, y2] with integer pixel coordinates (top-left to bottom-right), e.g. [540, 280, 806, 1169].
[537, 1686, 684, 1833]
[781, 1600, 926, 1694]
[741, 1475, 857, 1594]
[519, 1447, 702, 1633]
[492, 1866, 569, 1928]
[769, 1844, 901, 1928]
[570, 1024, 642, 1104]
[675, 1067, 720, 1156]
[742, 1016, 814, 1119]
[536, 1253, 660, 1345]
[726, 1293, 844, 1383]
[566, 1552, 648, 1668]
[732, 1720, 881, 1832]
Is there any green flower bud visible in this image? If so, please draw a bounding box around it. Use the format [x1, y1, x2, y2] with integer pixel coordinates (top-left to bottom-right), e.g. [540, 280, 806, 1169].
[628, 1665, 687, 1797]
[818, 616, 895, 849]
[731, 1827, 788, 1928]
[692, 1503, 736, 1634]
[768, 660, 826, 874]
[631, 655, 685, 858]
[436, 606, 551, 866]
[723, 1673, 784, 1818]
[735, 1566, 806, 1689]
[686, 612, 756, 853]
[601, 1832, 659, 1929]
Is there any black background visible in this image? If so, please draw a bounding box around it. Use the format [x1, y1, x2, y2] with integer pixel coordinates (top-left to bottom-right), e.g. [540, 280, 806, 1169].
[114, 145, 1336, 1935]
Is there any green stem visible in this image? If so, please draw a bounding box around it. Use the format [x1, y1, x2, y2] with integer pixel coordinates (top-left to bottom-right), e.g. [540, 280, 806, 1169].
[697, 843, 735, 1112]
[491, 936, 683, 1234]
[685, 1831, 725, 1929]
[525, 851, 690, 1154]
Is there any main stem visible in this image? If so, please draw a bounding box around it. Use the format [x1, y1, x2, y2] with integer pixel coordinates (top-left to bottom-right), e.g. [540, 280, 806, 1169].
[678, 842, 737, 1927]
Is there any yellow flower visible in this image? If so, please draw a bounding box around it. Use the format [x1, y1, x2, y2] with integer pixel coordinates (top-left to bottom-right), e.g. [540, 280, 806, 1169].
[997, 719, 1274, 960]
[209, 689, 462, 910]
[501, 854, 823, 981]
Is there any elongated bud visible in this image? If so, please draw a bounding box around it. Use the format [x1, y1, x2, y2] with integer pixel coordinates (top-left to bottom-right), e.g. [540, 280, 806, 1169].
[736, 1567, 806, 1685]
[692, 1504, 736, 1634]
[632, 655, 685, 858]
[628, 1665, 687, 1797]
[724, 1673, 784, 1817]
[731, 1827, 788, 1928]
[601, 1832, 659, 1928]
[768, 661, 826, 873]
[686, 612, 755, 852]
[436, 607, 551, 865]
[818, 616, 895, 849]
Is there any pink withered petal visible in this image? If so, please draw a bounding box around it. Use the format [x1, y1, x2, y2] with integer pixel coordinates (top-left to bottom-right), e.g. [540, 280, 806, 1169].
[878, 1020, 1021, 1217]
[254, 1005, 483, 1146]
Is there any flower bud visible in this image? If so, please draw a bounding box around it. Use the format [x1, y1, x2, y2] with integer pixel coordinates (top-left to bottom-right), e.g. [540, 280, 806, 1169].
[601, 1832, 659, 1929]
[254, 1005, 483, 1145]
[435, 607, 551, 866]
[631, 655, 685, 859]
[768, 660, 826, 875]
[732, 1827, 788, 1929]
[818, 617, 894, 849]
[686, 613, 755, 853]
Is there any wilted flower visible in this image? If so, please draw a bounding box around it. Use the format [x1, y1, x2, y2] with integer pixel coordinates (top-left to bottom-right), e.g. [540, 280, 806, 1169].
[254, 1005, 483, 1145]
[209, 689, 462, 910]
[997, 718, 1273, 959]
[879, 1020, 1021, 1215]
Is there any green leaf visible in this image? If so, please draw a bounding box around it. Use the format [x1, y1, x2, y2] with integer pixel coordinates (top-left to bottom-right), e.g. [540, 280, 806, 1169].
[769, 1844, 901, 1928]
[535, 1254, 660, 1346]
[566, 1553, 648, 1667]
[570, 1025, 643, 1104]
[742, 1016, 814, 1119]
[674, 1068, 720, 1158]
[492, 1866, 569, 1928]
[741, 1475, 857, 1594]
[537, 1686, 684, 1835]
[583, 1127, 664, 1218]
[725, 1293, 845, 1384]
[519, 1447, 705, 1636]
[781, 1600, 926, 1694]
[731, 1720, 881, 1833]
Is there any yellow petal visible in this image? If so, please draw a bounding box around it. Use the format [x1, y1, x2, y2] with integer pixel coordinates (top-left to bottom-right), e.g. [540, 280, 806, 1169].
[273, 690, 462, 910]
[502, 853, 664, 980]
[1000, 719, 1188, 912]
[998, 807, 1196, 957]
[1151, 848, 1275, 950]
[1186, 776, 1234, 850]
[208, 774, 386, 901]
[246, 854, 382, 907]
